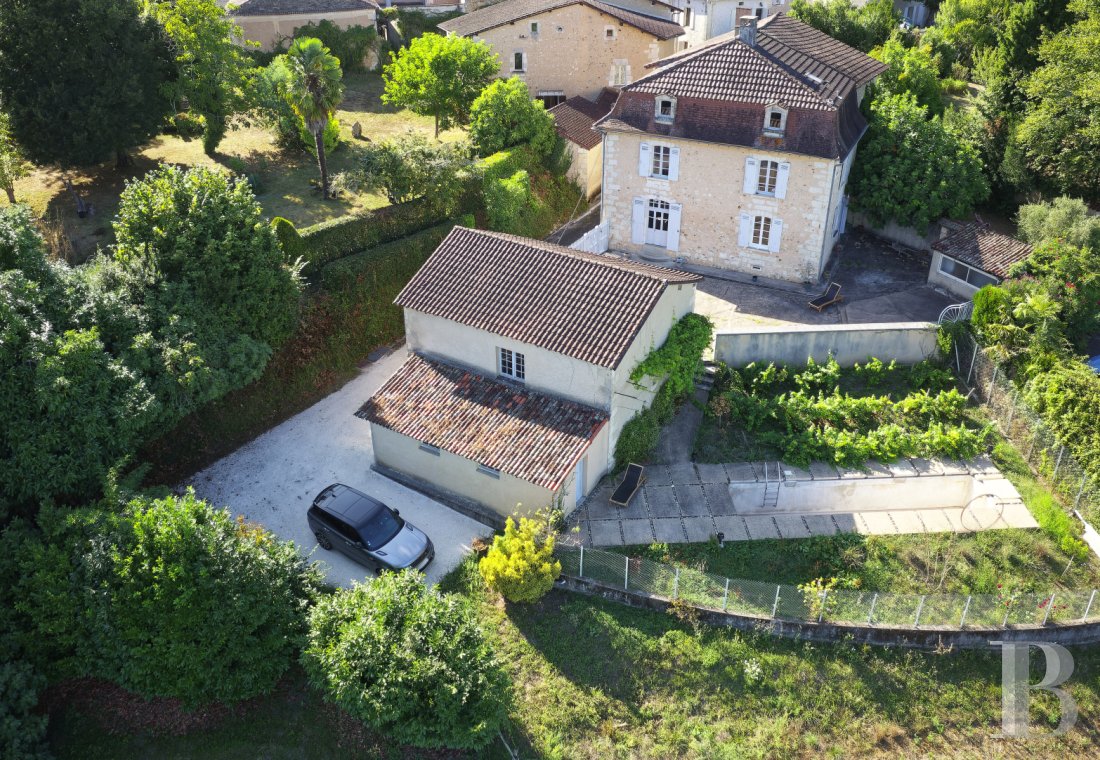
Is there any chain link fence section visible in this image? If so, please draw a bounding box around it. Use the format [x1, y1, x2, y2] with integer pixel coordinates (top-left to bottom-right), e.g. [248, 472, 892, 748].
[560, 546, 1100, 630]
[954, 335, 1100, 526]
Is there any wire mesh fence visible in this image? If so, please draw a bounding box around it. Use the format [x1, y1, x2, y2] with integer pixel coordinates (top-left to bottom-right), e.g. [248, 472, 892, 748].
[952, 335, 1100, 526]
[559, 546, 1100, 629]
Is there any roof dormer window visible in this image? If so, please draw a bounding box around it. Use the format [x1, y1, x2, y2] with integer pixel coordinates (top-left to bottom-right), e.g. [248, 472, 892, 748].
[655, 96, 676, 124]
[764, 104, 787, 136]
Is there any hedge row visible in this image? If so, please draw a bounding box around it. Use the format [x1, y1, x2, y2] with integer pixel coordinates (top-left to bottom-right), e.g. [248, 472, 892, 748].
[273, 198, 448, 272]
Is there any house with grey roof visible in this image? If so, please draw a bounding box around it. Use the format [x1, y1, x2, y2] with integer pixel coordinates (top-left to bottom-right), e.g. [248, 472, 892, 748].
[438, 0, 684, 105]
[229, 0, 378, 51]
[597, 13, 887, 283]
[928, 222, 1033, 299]
[357, 226, 700, 521]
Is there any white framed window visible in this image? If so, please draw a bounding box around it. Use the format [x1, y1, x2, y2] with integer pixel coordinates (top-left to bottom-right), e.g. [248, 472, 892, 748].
[512, 51, 526, 72]
[477, 463, 501, 479]
[742, 156, 789, 198]
[655, 96, 676, 123]
[498, 347, 526, 381]
[938, 256, 999, 289]
[530, 21, 539, 36]
[638, 142, 680, 180]
[418, 442, 441, 456]
[611, 61, 630, 86]
[631, 196, 682, 251]
[683, 7, 692, 27]
[605, 26, 616, 39]
[738, 212, 783, 252]
[764, 105, 787, 135]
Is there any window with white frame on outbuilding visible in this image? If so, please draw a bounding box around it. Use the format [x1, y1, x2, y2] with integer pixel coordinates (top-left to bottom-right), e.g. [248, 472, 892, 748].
[498, 347, 526, 381]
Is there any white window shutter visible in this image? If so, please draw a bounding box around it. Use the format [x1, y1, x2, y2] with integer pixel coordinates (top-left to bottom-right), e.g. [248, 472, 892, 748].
[668, 147, 680, 181]
[770, 218, 784, 252]
[667, 203, 682, 251]
[631, 198, 646, 244]
[743, 157, 758, 194]
[738, 212, 752, 247]
[638, 143, 651, 177]
[776, 162, 791, 199]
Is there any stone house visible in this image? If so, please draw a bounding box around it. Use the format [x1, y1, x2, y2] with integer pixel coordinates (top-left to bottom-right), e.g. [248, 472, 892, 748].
[229, 0, 378, 51]
[549, 88, 619, 198]
[357, 227, 699, 520]
[928, 222, 1032, 300]
[438, 0, 685, 105]
[597, 14, 886, 283]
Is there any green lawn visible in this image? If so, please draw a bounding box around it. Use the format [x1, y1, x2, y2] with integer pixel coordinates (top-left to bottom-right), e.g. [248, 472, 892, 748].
[4, 71, 459, 263]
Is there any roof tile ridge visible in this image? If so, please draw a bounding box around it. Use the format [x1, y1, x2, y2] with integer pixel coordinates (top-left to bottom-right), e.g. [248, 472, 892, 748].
[747, 32, 840, 108]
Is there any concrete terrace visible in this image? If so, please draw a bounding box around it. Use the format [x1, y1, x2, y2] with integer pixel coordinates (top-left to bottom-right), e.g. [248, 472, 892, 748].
[567, 457, 1039, 548]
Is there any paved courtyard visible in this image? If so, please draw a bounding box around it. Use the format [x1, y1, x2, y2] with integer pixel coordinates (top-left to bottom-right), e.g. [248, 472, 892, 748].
[568, 457, 1038, 548]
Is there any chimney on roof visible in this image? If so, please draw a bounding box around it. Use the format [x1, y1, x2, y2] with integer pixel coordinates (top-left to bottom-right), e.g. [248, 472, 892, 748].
[739, 17, 757, 47]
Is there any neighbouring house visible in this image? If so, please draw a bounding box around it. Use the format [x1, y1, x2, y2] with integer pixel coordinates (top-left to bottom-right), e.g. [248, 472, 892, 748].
[356, 226, 700, 520]
[676, 0, 791, 48]
[928, 222, 1032, 300]
[596, 14, 887, 283]
[896, 0, 928, 27]
[437, 0, 685, 105]
[549, 88, 619, 198]
[229, 0, 379, 52]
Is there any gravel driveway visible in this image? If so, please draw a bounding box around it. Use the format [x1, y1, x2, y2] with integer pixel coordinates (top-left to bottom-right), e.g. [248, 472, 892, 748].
[185, 348, 490, 588]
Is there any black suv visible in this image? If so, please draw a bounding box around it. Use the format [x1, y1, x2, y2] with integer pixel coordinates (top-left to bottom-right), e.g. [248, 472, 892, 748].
[307, 484, 434, 574]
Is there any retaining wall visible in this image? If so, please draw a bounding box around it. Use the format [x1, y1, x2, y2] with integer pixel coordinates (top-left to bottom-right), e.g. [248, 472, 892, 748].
[713, 322, 939, 368]
[560, 576, 1100, 650]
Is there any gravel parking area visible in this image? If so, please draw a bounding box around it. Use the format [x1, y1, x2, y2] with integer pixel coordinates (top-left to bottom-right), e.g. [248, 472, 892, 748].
[185, 348, 490, 588]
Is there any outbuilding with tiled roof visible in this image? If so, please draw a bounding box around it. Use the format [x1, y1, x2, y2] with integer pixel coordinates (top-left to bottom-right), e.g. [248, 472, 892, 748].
[358, 227, 699, 522]
[928, 222, 1033, 299]
[549, 88, 618, 197]
[229, 0, 379, 52]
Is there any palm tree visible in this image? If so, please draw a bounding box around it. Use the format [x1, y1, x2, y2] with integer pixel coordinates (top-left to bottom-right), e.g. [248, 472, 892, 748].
[284, 37, 344, 199]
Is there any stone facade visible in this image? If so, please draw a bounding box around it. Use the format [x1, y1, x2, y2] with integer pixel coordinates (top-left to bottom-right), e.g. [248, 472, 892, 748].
[563, 140, 604, 198]
[601, 129, 853, 282]
[233, 9, 376, 51]
[469, 4, 680, 100]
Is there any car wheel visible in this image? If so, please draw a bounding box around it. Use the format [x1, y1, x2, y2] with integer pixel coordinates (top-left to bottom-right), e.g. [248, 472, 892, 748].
[315, 531, 333, 551]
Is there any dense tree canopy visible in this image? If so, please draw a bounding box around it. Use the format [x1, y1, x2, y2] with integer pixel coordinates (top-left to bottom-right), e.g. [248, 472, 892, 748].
[302, 571, 509, 749]
[469, 77, 557, 158]
[871, 37, 947, 117]
[1016, 0, 1100, 200]
[0, 0, 175, 167]
[382, 34, 499, 137]
[1017, 196, 1100, 250]
[0, 113, 30, 205]
[850, 94, 988, 230]
[788, 0, 899, 53]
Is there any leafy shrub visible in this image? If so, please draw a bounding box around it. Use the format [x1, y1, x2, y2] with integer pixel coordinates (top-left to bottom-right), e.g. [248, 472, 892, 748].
[292, 20, 377, 73]
[469, 76, 556, 157]
[355, 131, 472, 207]
[7, 493, 321, 706]
[1017, 196, 1100, 250]
[302, 571, 509, 750]
[479, 513, 561, 603]
[485, 169, 531, 231]
[169, 111, 204, 138]
[299, 114, 340, 158]
[0, 651, 48, 760]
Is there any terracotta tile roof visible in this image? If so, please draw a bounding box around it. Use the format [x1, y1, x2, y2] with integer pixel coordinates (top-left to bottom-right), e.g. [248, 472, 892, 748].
[395, 227, 700, 369]
[357, 354, 607, 490]
[439, 0, 684, 40]
[229, 0, 377, 15]
[634, 14, 885, 108]
[549, 89, 617, 149]
[932, 222, 1033, 279]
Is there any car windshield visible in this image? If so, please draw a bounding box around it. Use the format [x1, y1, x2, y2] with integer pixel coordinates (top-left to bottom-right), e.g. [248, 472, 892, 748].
[359, 506, 403, 549]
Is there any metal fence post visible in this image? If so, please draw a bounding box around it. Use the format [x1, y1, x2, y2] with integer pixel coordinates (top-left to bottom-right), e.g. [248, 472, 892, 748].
[1083, 590, 1097, 623]
[1026, 431, 1039, 462]
[1075, 476, 1088, 509]
[818, 590, 828, 623]
[914, 596, 926, 628]
[987, 365, 999, 400]
[1005, 390, 1016, 428]
[673, 567, 679, 600]
[867, 593, 878, 625]
[1042, 593, 1056, 626]
[1053, 447, 1065, 481]
[771, 585, 781, 618]
[722, 578, 730, 611]
[1002, 603, 1012, 628]
[966, 341, 978, 386]
[624, 555, 629, 591]
[579, 545, 584, 579]
[960, 596, 972, 628]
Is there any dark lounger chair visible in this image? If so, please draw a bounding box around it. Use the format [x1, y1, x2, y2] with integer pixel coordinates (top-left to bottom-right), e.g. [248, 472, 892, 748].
[610, 463, 645, 508]
[808, 282, 843, 312]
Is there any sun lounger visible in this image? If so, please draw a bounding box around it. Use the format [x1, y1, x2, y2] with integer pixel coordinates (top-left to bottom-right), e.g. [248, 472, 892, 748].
[610, 463, 645, 508]
[808, 282, 843, 312]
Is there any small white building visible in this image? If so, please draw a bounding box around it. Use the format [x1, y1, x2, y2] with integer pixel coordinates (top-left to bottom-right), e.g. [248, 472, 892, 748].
[357, 227, 700, 521]
[549, 89, 618, 199]
[928, 222, 1032, 300]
